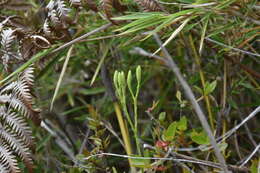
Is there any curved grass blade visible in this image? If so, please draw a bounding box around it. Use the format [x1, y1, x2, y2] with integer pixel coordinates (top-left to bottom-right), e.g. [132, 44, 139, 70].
[152, 18, 191, 55]
[90, 44, 109, 86]
[199, 13, 211, 55]
[50, 45, 74, 110]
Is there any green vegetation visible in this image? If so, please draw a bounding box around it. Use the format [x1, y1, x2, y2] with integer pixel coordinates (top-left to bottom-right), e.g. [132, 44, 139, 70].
[0, 0, 259, 172]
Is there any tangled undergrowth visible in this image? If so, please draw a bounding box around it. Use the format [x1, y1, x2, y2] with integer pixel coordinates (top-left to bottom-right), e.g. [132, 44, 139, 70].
[0, 0, 259, 172]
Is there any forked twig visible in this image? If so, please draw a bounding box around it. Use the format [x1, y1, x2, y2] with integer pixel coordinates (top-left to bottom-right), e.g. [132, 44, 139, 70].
[131, 34, 230, 172]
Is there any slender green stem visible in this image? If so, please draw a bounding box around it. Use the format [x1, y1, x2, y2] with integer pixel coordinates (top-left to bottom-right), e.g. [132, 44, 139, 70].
[189, 34, 214, 129]
[122, 99, 135, 131]
[122, 98, 141, 155]
[113, 102, 136, 172]
[115, 70, 142, 156]
[133, 97, 141, 155]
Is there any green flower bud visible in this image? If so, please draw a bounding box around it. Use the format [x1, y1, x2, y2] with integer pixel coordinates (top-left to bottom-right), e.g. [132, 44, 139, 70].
[136, 65, 141, 84]
[127, 70, 132, 91]
[113, 71, 119, 88]
[119, 72, 126, 89]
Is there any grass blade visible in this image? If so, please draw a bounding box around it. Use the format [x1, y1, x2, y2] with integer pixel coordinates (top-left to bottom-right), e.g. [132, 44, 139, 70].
[152, 18, 191, 55]
[90, 44, 109, 86]
[199, 13, 210, 55]
[50, 45, 74, 110]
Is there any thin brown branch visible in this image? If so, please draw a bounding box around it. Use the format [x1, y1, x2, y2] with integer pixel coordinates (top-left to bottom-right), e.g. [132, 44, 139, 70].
[50, 23, 112, 54]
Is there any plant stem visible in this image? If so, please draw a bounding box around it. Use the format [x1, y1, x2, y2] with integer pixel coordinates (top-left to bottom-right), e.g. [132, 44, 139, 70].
[113, 102, 136, 172]
[122, 98, 141, 156]
[189, 34, 214, 129]
[133, 97, 141, 155]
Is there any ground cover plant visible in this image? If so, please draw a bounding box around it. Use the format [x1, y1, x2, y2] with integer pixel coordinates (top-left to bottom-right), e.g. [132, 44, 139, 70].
[0, 0, 259, 172]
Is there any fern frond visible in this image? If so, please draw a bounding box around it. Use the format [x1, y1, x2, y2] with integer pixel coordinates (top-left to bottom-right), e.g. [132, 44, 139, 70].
[0, 17, 10, 32]
[134, 0, 164, 12]
[1, 28, 15, 52]
[1, 81, 32, 104]
[0, 94, 10, 103]
[43, 19, 51, 36]
[46, 0, 55, 11]
[0, 108, 33, 147]
[0, 11, 41, 172]
[0, 163, 9, 173]
[4, 94, 30, 116]
[0, 128, 33, 172]
[8, 95, 40, 123]
[0, 94, 40, 125]
[56, 0, 70, 17]
[1, 54, 10, 71]
[0, 28, 15, 70]
[20, 66, 35, 87]
[1, 66, 35, 110]
[0, 66, 40, 173]
[0, 28, 22, 71]
[49, 9, 61, 26]
[0, 143, 20, 173]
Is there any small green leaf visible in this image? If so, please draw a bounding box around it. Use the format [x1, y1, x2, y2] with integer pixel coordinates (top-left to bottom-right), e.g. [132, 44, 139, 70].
[204, 80, 217, 95]
[177, 116, 187, 131]
[159, 112, 166, 122]
[190, 130, 210, 145]
[164, 122, 177, 141]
